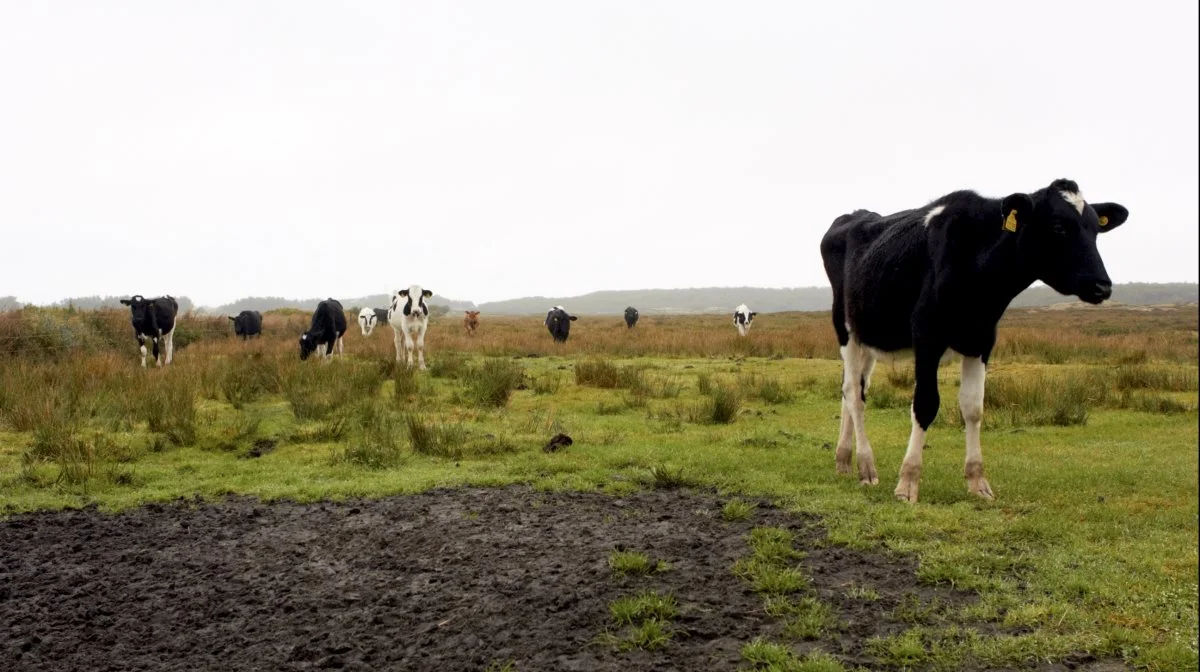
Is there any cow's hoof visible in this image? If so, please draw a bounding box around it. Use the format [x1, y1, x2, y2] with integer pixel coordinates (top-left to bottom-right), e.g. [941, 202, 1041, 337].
[858, 461, 878, 486]
[968, 477, 994, 500]
[835, 447, 853, 475]
[894, 480, 919, 503]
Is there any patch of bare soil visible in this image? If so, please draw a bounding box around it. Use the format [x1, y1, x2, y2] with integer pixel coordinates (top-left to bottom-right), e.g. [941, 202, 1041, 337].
[0, 487, 1117, 671]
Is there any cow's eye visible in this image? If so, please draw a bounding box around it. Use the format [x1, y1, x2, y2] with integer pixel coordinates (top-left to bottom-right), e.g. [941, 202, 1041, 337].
[1051, 222, 1066, 237]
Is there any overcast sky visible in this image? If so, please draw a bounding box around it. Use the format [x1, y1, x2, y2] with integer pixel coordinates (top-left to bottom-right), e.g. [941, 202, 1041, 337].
[2, 1, 1196, 307]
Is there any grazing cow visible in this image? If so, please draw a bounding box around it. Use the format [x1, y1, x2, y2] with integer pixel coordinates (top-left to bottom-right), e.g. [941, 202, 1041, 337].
[545, 305, 577, 343]
[229, 310, 262, 339]
[624, 306, 639, 329]
[120, 295, 179, 367]
[820, 178, 1128, 503]
[388, 285, 433, 370]
[463, 310, 480, 336]
[733, 304, 757, 336]
[357, 307, 389, 337]
[299, 298, 347, 361]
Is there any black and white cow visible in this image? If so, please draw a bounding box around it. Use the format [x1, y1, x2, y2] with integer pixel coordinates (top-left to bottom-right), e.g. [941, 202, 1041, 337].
[733, 304, 757, 336]
[624, 306, 639, 329]
[299, 298, 347, 362]
[545, 305, 577, 343]
[820, 178, 1128, 503]
[388, 285, 432, 370]
[357, 307, 389, 337]
[229, 310, 262, 339]
[120, 295, 179, 368]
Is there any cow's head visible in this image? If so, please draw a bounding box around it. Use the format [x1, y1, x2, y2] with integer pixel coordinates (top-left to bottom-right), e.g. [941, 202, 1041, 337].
[299, 332, 318, 360]
[358, 307, 378, 336]
[395, 286, 433, 318]
[1002, 179, 1128, 305]
[120, 295, 151, 324]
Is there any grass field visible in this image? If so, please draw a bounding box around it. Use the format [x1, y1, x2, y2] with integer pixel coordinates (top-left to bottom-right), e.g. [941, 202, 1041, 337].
[1, 304, 1196, 670]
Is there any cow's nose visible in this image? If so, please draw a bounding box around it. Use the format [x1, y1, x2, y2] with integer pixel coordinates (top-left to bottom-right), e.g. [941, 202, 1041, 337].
[1094, 282, 1112, 301]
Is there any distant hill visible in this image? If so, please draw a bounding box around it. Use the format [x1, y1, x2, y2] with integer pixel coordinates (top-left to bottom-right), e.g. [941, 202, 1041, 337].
[9, 283, 1195, 315]
[474, 283, 1200, 315]
[203, 294, 476, 316]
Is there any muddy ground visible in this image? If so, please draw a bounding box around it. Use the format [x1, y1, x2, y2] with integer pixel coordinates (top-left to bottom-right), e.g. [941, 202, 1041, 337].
[1, 486, 1112, 671]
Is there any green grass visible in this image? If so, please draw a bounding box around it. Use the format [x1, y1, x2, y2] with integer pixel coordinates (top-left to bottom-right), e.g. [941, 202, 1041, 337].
[741, 638, 847, 671]
[608, 549, 669, 577]
[1, 351, 1196, 671]
[722, 498, 756, 521]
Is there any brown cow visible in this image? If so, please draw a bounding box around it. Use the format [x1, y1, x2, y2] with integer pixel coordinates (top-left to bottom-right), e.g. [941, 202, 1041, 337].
[463, 310, 480, 336]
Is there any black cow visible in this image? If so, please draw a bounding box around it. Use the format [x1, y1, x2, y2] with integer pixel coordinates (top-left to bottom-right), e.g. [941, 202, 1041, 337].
[120, 295, 179, 368]
[545, 305, 577, 343]
[299, 298, 347, 361]
[624, 306, 639, 329]
[820, 178, 1128, 503]
[229, 310, 263, 339]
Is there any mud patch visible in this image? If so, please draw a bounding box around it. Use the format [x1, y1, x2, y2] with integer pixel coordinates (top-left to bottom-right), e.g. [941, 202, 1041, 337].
[0, 487, 1101, 670]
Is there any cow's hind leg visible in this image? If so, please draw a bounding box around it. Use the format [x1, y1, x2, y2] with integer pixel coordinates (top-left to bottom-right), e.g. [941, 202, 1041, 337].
[840, 338, 878, 485]
[895, 344, 943, 502]
[960, 356, 993, 500]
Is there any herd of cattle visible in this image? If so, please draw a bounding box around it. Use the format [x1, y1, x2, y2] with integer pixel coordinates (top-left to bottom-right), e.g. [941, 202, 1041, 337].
[118, 290, 762, 369]
[114, 179, 1128, 502]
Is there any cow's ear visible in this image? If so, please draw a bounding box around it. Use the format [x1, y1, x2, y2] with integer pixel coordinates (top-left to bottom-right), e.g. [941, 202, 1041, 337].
[569, 315, 578, 321]
[750, 312, 758, 318]
[120, 299, 132, 306]
[229, 316, 236, 321]
[422, 289, 433, 298]
[999, 193, 1034, 233]
[1091, 202, 1128, 233]
[398, 289, 408, 297]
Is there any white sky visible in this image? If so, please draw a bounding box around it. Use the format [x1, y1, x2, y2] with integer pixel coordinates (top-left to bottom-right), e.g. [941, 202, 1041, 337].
[2, 1, 1197, 307]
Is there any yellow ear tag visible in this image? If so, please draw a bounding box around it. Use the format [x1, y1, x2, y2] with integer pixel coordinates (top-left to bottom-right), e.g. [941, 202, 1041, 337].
[1003, 209, 1018, 232]
[1098, 215, 1109, 227]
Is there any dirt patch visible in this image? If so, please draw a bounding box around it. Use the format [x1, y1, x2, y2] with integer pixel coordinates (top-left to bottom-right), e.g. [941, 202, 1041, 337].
[0, 486, 1105, 671]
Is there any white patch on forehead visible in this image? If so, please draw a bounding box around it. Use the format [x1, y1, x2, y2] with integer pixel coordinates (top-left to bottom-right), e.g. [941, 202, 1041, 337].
[1059, 190, 1085, 215]
[922, 205, 945, 227]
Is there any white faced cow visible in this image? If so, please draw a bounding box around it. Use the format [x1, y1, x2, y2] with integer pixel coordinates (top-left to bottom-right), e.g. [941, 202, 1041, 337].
[357, 307, 389, 337]
[299, 298, 347, 362]
[733, 304, 757, 337]
[388, 285, 432, 370]
[120, 295, 178, 368]
[820, 178, 1128, 503]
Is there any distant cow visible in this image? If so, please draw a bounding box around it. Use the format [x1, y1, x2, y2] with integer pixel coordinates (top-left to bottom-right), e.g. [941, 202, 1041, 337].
[388, 285, 432, 370]
[545, 305, 577, 343]
[820, 178, 1128, 503]
[624, 306, 639, 329]
[120, 295, 179, 368]
[733, 304, 757, 336]
[357, 307, 389, 337]
[464, 310, 480, 336]
[229, 310, 262, 339]
[299, 298, 347, 361]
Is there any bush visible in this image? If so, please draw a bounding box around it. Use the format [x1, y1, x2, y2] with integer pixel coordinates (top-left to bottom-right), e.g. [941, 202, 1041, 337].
[466, 358, 524, 408]
[332, 403, 404, 468]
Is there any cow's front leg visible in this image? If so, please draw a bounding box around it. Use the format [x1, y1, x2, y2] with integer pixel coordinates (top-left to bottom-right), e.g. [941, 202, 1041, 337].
[960, 356, 993, 500]
[895, 344, 943, 503]
[137, 335, 148, 368]
[403, 330, 416, 369]
[152, 334, 163, 368]
[392, 327, 405, 363]
[164, 331, 174, 365]
[415, 326, 427, 371]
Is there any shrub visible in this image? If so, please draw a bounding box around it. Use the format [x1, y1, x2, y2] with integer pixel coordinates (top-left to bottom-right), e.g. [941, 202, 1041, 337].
[332, 403, 404, 469]
[466, 358, 524, 408]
